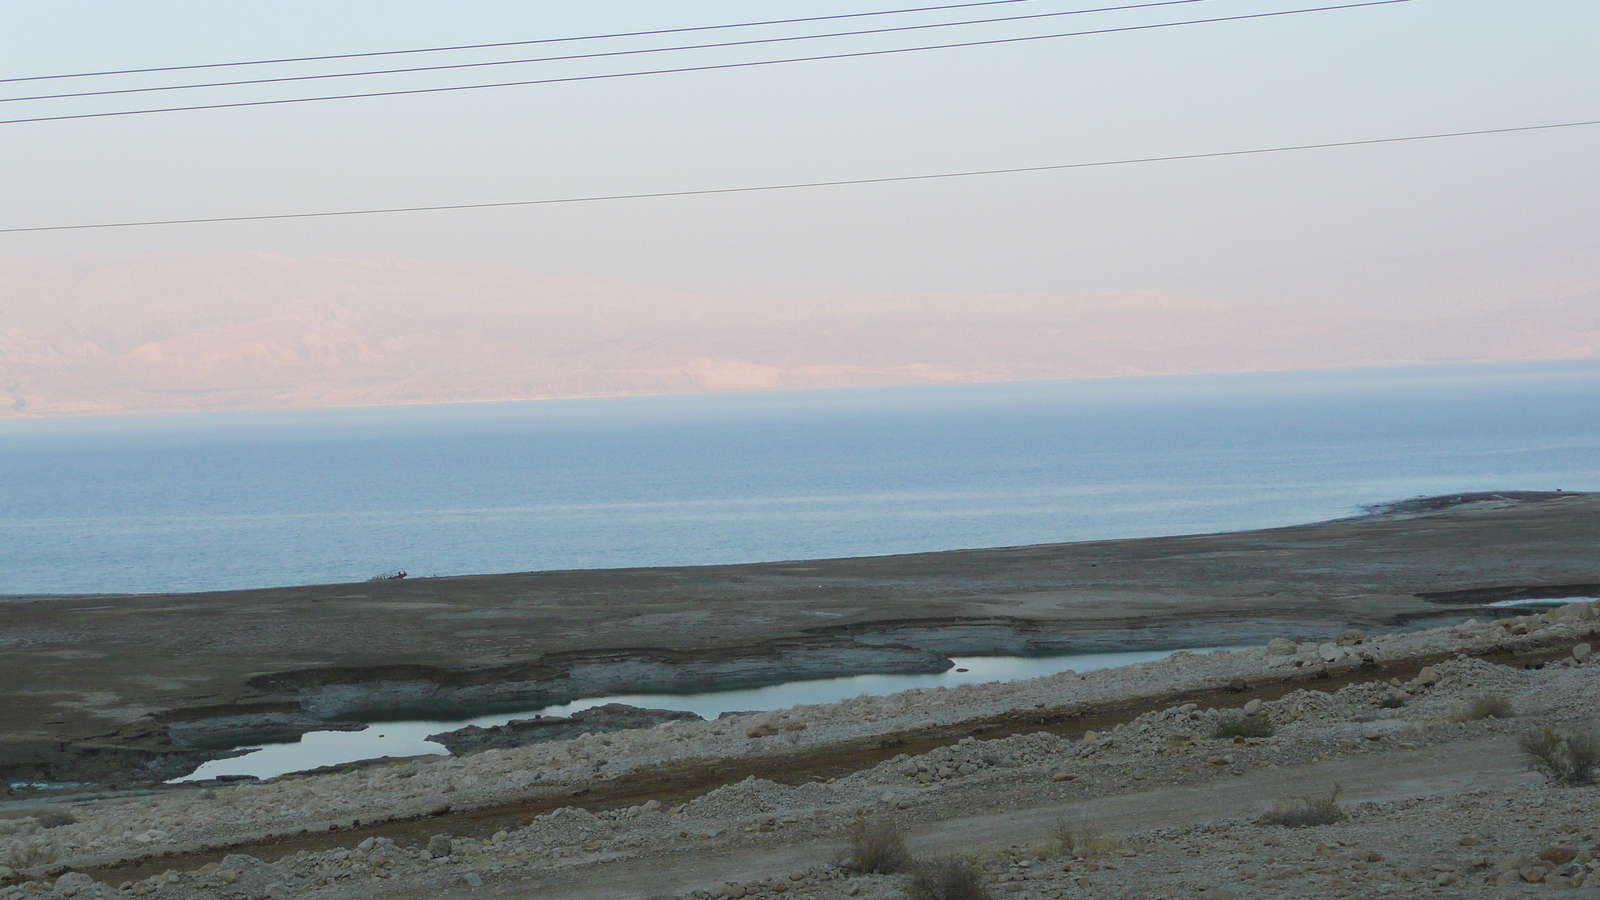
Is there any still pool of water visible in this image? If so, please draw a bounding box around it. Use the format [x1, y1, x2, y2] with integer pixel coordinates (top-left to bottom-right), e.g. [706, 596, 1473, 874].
[1488, 597, 1596, 608]
[177, 648, 1225, 782]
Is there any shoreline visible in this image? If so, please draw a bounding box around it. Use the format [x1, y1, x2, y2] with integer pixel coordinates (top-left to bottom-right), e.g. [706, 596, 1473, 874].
[0, 490, 1580, 605]
[1, 491, 1596, 790]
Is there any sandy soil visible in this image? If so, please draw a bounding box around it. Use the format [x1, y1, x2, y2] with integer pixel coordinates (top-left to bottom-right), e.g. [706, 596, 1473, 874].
[2, 491, 1596, 786]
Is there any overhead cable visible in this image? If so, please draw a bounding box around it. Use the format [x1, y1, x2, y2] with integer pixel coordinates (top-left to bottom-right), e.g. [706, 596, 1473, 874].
[4, 119, 1593, 235]
[0, 0, 1206, 85]
[0, 0, 1420, 127]
[4, 0, 1233, 105]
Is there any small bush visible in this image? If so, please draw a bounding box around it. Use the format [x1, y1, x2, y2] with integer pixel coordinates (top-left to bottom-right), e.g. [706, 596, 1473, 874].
[836, 818, 912, 875]
[2, 843, 60, 869]
[1259, 784, 1347, 828]
[906, 857, 994, 900]
[1454, 693, 1513, 721]
[1520, 724, 1599, 785]
[34, 809, 76, 829]
[1051, 818, 1121, 857]
[1214, 714, 1275, 739]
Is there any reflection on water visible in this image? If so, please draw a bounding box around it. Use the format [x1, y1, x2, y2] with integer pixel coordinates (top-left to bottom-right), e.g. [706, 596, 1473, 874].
[1488, 597, 1595, 608]
[178, 648, 1220, 782]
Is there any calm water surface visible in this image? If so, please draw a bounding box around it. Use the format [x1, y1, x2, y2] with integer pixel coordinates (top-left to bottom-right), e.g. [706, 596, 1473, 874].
[177, 648, 1219, 782]
[2, 360, 1598, 595]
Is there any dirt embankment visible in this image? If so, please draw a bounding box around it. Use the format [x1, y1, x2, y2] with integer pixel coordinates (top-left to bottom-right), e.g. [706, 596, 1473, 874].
[1, 491, 1595, 787]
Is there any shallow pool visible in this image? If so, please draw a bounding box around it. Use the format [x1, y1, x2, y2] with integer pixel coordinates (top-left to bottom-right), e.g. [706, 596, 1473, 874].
[1488, 597, 1595, 608]
[177, 647, 1226, 782]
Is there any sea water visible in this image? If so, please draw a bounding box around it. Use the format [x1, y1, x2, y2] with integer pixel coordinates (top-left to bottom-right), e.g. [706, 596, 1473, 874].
[2, 360, 1598, 596]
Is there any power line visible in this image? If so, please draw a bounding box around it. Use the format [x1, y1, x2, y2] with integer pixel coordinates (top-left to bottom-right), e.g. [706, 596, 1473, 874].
[0, 0, 1419, 127]
[0, 0, 1189, 85]
[5, 119, 1593, 235]
[4, 0, 1225, 105]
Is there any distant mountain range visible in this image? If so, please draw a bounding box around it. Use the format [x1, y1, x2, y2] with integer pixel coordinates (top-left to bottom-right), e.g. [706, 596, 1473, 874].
[3, 252, 1596, 417]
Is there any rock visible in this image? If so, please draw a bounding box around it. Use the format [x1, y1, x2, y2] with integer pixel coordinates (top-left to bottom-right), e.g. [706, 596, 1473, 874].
[1416, 666, 1440, 686]
[52, 873, 95, 893]
[1337, 629, 1366, 645]
[1243, 699, 1262, 715]
[1574, 643, 1592, 662]
[641, 799, 661, 813]
[1206, 755, 1232, 765]
[357, 836, 376, 852]
[1521, 866, 1548, 883]
[1052, 772, 1079, 782]
[463, 871, 483, 887]
[1540, 847, 1578, 866]
[721, 884, 748, 899]
[1266, 638, 1298, 655]
[427, 835, 453, 857]
[746, 712, 787, 738]
[1458, 836, 1481, 846]
[1318, 643, 1343, 662]
[218, 870, 237, 884]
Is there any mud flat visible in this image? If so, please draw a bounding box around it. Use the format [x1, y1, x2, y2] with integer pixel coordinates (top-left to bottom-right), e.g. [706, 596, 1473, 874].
[1, 490, 1596, 789]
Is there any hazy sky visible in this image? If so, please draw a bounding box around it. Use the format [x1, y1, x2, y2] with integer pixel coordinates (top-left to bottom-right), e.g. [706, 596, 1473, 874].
[3, 1, 1598, 307]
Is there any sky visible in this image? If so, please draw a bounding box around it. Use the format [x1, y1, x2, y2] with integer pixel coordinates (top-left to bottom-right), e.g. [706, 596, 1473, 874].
[1, 0, 1598, 414]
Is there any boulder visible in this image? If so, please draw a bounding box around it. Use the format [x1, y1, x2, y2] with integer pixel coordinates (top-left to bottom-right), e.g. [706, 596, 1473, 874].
[1540, 847, 1577, 867]
[1266, 638, 1298, 656]
[1416, 666, 1441, 686]
[1574, 643, 1592, 663]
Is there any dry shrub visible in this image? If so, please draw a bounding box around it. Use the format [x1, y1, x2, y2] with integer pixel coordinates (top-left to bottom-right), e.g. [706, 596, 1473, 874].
[1520, 724, 1599, 785]
[35, 809, 76, 829]
[1453, 693, 1513, 721]
[2, 843, 60, 869]
[907, 857, 994, 900]
[1051, 818, 1121, 857]
[1259, 784, 1347, 828]
[1213, 714, 1275, 739]
[836, 818, 912, 875]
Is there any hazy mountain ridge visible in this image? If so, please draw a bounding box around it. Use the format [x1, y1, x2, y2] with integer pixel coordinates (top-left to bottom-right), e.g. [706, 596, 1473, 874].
[3, 252, 1597, 417]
